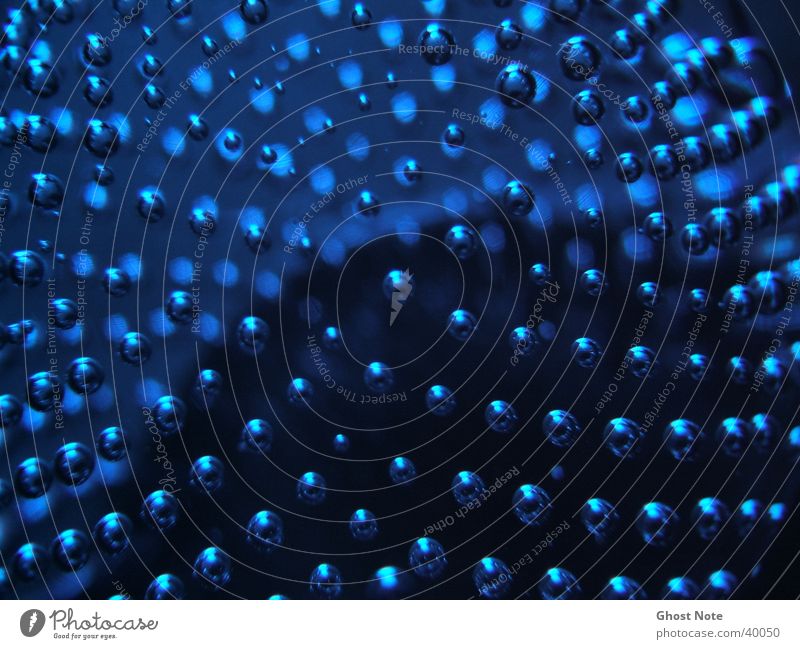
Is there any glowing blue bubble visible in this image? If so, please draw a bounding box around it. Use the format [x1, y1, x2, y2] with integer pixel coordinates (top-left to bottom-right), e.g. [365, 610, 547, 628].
[451, 470, 486, 506]
[663, 576, 700, 599]
[664, 419, 704, 462]
[512, 484, 551, 526]
[349, 509, 378, 541]
[389, 456, 416, 484]
[409, 537, 447, 580]
[601, 576, 646, 600]
[426, 384, 456, 416]
[215, 129, 244, 161]
[705, 570, 738, 599]
[735, 498, 764, 537]
[310, 563, 343, 599]
[141, 490, 179, 531]
[246, 510, 284, 553]
[473, 557, 512, 599]
[93, 512, 132, 555]
[297, 471, 326, 505]
[604, 417, 644, 459]
[692, 497, 730, 540]
[636, 502, 678, 547]
[538, 567, 581, 600]
[193, 547, 231, 589]
[485, 400, 518, 433]
[145, 574, 184, 600]
[580, 498, 618, 540]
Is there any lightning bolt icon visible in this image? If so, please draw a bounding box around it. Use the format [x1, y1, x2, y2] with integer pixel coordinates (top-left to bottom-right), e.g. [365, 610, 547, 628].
[28, 612, 37, 632]
[389, 269, 413, 327]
